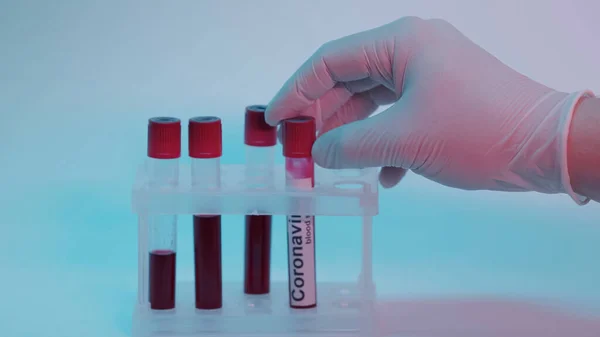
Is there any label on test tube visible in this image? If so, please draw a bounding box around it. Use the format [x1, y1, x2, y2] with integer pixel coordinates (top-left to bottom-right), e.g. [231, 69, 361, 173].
[286, 157, 316, 308]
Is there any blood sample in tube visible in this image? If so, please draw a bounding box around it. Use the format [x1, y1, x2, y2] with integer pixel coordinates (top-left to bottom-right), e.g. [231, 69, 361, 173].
[189, 116, 223, 310]
[244, 105, 276, 295]
[282, 116, 317, 309]
[147, 117, 181, 310]
[193, 215, 222, 310]
[148, 249, 176, 310]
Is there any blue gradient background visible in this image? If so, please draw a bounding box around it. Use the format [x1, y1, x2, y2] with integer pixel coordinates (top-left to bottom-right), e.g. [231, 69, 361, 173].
[1, 1, 599, 336]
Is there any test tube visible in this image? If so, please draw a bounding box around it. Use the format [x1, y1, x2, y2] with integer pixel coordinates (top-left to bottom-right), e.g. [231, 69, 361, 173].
[188, 116, 223, 310]
[147, 117, 181, 310]
[282, 116, 317, 309]
[243, 105, 276, 295]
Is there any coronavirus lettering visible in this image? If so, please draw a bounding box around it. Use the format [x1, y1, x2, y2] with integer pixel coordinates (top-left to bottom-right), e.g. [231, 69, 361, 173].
[287, 214, 316, 308]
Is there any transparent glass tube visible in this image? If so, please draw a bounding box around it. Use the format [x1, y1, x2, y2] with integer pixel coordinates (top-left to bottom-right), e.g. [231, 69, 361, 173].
[245, 145, 275, 189]
[147, 158, 179, 187]
[192, 157, 220, 189]
[191, 157, 222, 309]
[285, 156, 316, 308]
[147, 158, 178, 310]
[244, 145, 275, 295]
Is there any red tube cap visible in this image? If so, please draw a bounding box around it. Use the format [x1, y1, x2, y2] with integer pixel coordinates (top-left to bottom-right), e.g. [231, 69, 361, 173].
[189, 116, 222, 158]
[281, 116, 316, 158]
[244, 105, 276, 147]
[147, 117, 181, 159]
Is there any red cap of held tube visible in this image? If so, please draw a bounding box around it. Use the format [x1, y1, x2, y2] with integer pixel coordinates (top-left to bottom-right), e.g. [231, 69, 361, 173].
[282, 116, 316, 158]
[189, 116, 222, 158]
[147, 117, 182, 159]
[244, 105, 277, 147]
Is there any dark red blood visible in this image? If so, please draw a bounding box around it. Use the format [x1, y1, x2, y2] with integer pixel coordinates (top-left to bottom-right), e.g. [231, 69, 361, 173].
[149, 249, 176, 310]
[194, 215, 222, 309]
[244, 215, 272, 294]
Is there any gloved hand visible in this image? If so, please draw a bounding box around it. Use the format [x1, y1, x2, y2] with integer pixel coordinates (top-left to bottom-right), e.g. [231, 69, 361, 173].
[265, 17, 593, 204]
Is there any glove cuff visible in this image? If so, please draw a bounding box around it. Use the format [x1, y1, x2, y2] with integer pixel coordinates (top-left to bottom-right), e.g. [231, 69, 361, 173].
[508, 89, 593, 204]
[560, 90, 595, 205]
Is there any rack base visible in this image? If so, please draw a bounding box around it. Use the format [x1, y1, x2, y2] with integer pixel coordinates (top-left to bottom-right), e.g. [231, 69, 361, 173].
[132, 281, 376, 337]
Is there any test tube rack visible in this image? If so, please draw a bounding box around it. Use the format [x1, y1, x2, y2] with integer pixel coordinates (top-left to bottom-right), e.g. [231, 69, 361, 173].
[131, 162, 379, 337]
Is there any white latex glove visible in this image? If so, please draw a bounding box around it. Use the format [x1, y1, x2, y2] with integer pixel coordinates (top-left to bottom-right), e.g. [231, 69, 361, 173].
[265, 17, 593, 204]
